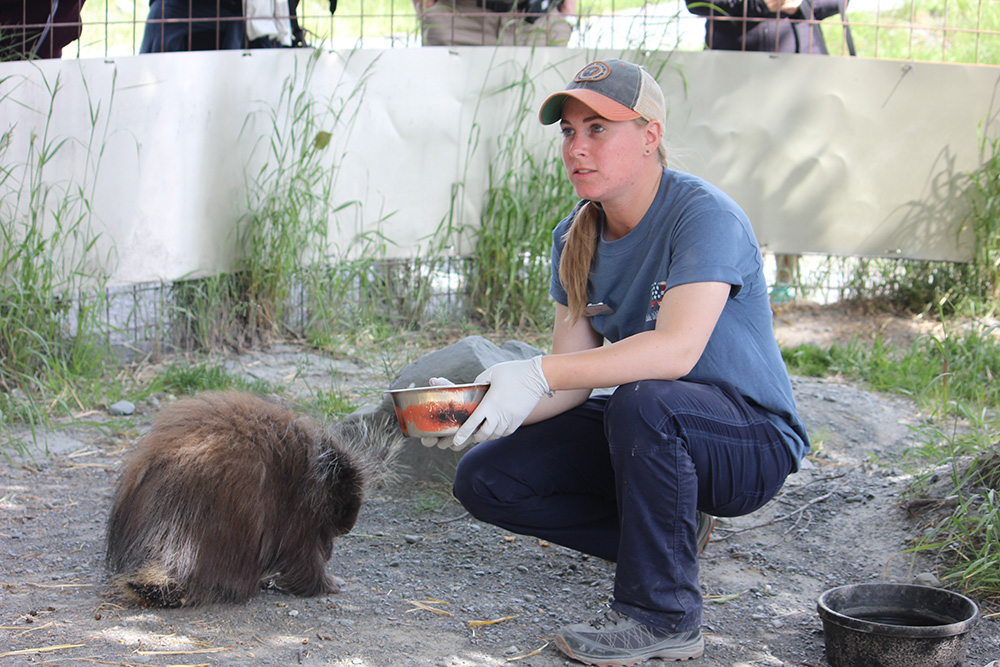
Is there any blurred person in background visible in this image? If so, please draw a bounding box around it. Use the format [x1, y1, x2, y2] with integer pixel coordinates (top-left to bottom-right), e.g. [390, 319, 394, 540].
[0, 0, 86, 59]
[139, 0, 334, 53]
[414, 0, 575, 46]
[684, 0, 848, 54]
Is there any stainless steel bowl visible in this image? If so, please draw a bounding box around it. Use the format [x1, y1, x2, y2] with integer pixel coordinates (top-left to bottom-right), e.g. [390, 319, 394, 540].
[387, 383, 490, 438]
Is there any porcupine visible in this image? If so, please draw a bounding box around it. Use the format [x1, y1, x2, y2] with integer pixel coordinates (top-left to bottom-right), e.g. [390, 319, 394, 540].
[104, 390, 398, 607]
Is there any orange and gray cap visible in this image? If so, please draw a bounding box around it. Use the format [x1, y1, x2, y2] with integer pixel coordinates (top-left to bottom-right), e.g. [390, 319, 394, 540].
[538, 59, 666, 129]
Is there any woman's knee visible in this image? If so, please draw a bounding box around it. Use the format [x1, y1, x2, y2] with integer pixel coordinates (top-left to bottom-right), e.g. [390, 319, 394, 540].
[605, 380, 683, 436]
[452, 441, 508, 520]
[452, 447, 483, 509]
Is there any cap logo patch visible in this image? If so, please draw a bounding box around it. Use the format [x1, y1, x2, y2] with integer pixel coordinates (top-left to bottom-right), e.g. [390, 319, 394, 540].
[574, 61, 611, 83]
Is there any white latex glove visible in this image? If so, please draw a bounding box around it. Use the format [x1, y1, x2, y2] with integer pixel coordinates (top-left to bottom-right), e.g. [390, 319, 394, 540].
[452, 356, 551, 450]
[419, 377, 458, 450]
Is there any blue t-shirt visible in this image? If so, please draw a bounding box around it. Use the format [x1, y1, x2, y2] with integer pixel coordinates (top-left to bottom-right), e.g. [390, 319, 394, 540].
[550, 167, 810, 467]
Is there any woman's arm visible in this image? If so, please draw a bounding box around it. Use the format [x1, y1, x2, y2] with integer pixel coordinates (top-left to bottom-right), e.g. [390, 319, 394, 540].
[522, 302, 604, 424]
[541, 281, 731, 392]
[450, 281, 730, 448]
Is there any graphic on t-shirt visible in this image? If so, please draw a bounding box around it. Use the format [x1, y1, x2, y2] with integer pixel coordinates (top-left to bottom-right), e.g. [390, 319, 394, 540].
[647, 281, 667, 322]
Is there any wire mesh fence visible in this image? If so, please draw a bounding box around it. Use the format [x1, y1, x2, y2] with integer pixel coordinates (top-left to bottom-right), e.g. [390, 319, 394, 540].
[88, 256, 477, 359]
[0, 0, 996, 64]
[81, 251, 865, 361]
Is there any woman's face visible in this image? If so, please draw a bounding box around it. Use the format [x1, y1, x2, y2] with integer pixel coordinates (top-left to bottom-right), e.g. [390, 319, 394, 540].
[559, 97, 654, 206]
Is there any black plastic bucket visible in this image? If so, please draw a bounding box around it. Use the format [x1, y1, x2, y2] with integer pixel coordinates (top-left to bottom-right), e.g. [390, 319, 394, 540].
[817, 583, 979, 667]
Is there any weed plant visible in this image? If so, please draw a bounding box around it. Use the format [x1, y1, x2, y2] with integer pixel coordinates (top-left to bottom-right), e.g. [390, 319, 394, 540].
[902, 425, 1000, 605]
[466, 56, 576, 330]
[783, 326, 1000, 418]
[0, 69, 116, 428]
[150, 361, 273, 396]
[966, 132, 1000, 302]
[828, 122, 1000, 319]
[174, 51, 380, 351]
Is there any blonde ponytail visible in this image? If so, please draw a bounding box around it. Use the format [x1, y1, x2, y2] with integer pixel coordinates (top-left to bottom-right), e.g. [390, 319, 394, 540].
[558, 201, 601, 325]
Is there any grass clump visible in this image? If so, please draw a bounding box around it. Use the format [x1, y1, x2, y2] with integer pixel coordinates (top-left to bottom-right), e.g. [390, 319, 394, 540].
[965, 133, 1000, 303]
[0, 69, 116, 427]
[151, 361, 274, 396]
[783, 326, 1000, 419]
[902, 434, 1000, 606]
[467, 63, 575, 331]
[171, 51, 381, 352]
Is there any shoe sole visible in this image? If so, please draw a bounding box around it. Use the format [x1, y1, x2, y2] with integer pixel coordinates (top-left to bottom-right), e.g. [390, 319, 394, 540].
[553, 634, 705, 666]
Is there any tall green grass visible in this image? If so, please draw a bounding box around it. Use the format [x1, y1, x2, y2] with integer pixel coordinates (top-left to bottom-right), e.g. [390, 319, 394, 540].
[173, 50, 383, 351]
[464, 54, 576, 331]
[966, 132, 1000, 302]
[0, 68, 116, 429]
[903, 421, 1000, 605]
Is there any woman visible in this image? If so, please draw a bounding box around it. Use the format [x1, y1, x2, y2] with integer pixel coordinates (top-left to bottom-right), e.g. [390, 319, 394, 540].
[434, 59, 809, 665]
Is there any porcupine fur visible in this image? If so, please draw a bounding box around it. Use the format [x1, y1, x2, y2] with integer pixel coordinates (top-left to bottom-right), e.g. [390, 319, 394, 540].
[104, 391, 397, 607]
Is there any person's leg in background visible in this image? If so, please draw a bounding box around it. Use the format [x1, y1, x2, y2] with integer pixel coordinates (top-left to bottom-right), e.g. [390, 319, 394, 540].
[419, 0, 504, 45]
[771, 252, 799, 303]
[139, 0, 166, 53]
[140, 0, 245, 53]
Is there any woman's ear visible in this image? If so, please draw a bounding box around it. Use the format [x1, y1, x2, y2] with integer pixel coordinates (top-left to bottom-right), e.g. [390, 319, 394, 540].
[645, 120, 663, 156]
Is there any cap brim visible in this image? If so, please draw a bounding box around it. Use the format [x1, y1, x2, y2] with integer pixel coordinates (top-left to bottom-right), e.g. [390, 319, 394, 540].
[538, 89, 642, 125]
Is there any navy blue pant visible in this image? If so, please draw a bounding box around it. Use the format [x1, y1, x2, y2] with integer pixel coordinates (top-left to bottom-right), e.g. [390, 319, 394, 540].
[140, 0, 281, 53]
[453, 379, 797, 633]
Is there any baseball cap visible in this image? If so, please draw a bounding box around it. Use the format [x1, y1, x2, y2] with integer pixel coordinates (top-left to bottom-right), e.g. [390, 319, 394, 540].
[538, 59, 666, 128]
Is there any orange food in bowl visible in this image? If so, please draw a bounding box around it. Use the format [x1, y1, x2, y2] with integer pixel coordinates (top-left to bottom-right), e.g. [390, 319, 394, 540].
[387, 383, 490, 439]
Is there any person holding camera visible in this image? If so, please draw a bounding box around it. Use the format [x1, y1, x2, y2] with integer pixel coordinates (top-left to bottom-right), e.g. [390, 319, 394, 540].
[424, 59, 809, 664]
[415, 0, 574, 46]
[684, 0, 847, 54]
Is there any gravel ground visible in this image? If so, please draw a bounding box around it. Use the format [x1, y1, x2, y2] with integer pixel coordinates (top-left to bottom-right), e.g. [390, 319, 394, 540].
[1, 305, 998, 666]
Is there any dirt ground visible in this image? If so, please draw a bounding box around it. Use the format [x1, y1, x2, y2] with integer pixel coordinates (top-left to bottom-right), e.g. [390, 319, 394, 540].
[1, 302, 998, 667]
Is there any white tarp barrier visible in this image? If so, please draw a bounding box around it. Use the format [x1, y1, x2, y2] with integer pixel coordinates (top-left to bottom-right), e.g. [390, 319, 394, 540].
[1, 47, 997, 287]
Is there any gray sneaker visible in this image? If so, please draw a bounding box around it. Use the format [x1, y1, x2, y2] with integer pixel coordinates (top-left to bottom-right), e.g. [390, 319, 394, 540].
[554, 609, 704, 665]
[696, 511, 715, 555]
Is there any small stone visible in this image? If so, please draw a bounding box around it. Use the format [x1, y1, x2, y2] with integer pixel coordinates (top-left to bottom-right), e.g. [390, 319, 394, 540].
[109, 400, 135, 416]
